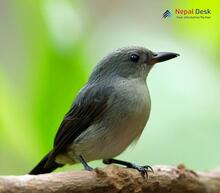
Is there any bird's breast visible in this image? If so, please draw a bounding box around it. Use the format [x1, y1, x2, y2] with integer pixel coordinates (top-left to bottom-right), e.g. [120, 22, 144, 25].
[103, 80, 151, 155]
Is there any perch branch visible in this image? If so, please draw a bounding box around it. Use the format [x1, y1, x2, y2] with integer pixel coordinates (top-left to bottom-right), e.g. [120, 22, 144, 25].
[1, 165, 220, 193]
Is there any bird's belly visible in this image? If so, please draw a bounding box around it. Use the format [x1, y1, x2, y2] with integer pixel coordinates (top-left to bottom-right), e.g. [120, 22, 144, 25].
[67, 123, 142, 162]
[66, 102, 150, 162]
[98, 115, 148, 159]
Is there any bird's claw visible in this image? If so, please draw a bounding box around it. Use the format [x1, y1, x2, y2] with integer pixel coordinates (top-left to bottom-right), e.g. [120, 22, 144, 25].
[103, 159, 153, 179]
[128, 164, 154, 179]
[143, 165, 154, 173]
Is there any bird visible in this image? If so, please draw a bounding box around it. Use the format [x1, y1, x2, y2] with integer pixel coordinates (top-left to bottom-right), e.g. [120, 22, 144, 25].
[29, 46, 179, 177]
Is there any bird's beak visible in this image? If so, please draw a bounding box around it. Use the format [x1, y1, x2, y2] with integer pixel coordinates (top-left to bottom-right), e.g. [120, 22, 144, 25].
[150, 52, 180, 64]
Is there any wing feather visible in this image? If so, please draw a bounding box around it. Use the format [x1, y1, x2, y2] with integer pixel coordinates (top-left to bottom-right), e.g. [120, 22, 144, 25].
[44, 85, 113, 168]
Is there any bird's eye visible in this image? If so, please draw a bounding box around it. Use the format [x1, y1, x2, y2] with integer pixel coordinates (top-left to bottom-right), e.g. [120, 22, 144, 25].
[130, 54, 139, 62]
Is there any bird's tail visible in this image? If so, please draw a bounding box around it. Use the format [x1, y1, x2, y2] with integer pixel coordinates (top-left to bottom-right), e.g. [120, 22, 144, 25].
[29, 152, 64, 175]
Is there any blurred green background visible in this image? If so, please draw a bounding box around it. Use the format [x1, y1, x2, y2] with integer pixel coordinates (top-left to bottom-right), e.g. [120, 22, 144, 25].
[0, 0, 219, 175]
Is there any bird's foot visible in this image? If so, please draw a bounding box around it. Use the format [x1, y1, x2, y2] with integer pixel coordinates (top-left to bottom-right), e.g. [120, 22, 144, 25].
[126, 163, 153, 178]
[103, 158, 153, 178]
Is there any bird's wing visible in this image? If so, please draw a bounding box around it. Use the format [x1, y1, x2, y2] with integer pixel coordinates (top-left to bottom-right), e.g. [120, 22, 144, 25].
[45, 85, 113, 168]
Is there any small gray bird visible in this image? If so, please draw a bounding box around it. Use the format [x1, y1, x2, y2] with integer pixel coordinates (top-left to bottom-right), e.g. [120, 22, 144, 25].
[29, 46, 179, 177]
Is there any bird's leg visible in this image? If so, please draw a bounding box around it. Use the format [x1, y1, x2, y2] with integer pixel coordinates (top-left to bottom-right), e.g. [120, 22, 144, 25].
[103, 158, 153, 178]
[76, 155, 93, 171]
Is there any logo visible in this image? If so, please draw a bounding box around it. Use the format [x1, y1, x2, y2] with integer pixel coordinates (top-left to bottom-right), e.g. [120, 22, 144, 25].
[162, 9, 212, 19]
[162, 10, 172, 18]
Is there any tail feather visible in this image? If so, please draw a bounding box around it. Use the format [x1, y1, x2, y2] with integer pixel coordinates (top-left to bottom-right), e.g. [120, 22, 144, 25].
[29, 152, 64, 175]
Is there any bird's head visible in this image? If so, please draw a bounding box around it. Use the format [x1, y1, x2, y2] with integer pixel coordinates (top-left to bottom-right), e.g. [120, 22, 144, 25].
[89, 46, 179, 82]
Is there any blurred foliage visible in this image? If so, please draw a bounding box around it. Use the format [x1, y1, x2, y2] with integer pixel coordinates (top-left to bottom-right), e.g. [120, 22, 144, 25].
[0, 0, 219, 175]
